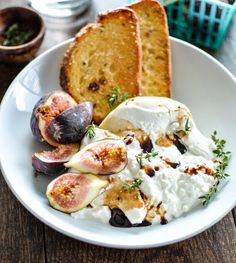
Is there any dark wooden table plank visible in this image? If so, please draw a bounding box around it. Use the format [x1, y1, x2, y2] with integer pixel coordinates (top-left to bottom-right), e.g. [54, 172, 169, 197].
[0, 1, 236, 263]
[0, 175, 45, 263]
[44, 212, 236, 263]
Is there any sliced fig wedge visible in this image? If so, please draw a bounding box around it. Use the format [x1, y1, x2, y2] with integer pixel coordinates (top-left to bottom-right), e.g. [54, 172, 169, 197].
[65, 139, 128, 175]
[46, 102, 93, 144]
[46, 173, 108, 213]
[32, 144, 79, 175]
[30, 90, 77, 146]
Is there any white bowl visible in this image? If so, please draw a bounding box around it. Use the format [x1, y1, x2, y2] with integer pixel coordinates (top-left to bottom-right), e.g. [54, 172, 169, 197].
[0, 37, 236, 249]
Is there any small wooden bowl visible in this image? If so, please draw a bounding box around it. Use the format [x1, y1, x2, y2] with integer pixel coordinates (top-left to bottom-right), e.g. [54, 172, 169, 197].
[0, 6, 45, 64]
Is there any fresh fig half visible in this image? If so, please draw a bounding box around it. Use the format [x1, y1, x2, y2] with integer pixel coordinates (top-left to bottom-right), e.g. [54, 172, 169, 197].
[46, 173, 108, 213]
[32, 144, 79, 175]
[30, 90, 77, 146]
[46, 102, 93, 144]
[65, 139, 128, 175]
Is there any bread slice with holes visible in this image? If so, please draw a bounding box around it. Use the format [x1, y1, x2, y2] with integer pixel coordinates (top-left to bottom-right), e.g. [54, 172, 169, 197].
[129, 0, 171, 97]
[60, 9, 142, 124]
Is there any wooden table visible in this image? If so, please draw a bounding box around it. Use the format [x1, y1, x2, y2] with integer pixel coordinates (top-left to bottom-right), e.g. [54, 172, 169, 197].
[0, 1, 236, 262]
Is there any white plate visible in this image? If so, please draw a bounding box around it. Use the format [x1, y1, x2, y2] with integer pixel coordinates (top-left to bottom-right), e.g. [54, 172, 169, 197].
[0, 38, 236, 249]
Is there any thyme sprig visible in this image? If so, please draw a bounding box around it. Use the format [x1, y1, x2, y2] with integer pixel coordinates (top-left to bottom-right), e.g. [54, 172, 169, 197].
[107, 87, 128, 107]
[123, 178, 142, 190]
[184, 118, 191, 133]
[120, 92, 129, 102]
[85, 123, 98, 139]
[136, 149, 159, 167]
[199, 131, 231, 206]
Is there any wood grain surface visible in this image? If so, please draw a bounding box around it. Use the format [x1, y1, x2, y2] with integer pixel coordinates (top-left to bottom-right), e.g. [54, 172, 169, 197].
[0, 1, 236, 263]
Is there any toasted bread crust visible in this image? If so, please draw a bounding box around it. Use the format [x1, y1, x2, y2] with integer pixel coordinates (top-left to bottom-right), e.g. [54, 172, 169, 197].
[129, 0, 171, 97]
[60, 9, 142, 124]
[60, 23, 99, 93]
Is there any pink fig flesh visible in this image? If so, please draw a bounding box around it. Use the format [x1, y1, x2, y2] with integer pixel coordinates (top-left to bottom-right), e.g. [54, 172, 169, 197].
[30, 90, 77, 146]
[65, 139, 128, 175]
[46, 173, 108, 213]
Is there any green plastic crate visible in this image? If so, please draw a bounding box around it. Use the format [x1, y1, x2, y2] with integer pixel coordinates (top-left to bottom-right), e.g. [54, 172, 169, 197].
[128, 0, 236, 50]
[161, 0, 236, 49]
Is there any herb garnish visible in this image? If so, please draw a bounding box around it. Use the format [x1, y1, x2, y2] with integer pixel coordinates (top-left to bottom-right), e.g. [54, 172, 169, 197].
[85, 123, 98, 139]
[120, 92, 129, 102]
[184, 118, 191, 133]
[199, 131, 231, 205]
[136, 149, 159, 167]
[107, 87, 128, 107]
[123, 178, 142, 190]
[2, 23, 33, 46]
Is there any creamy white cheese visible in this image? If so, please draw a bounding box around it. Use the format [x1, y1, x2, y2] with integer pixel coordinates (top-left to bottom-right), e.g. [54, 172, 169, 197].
[124, 207, 147, 224]
[71, 97, 218, 225]
[100, 97, 215, 158]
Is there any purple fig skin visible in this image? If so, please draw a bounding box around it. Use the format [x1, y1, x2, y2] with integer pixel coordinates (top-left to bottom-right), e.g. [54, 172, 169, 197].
[32, 144, 79, 175]
[30, 95, 48, 142]
[30, 91, 77, 146]
[32, 154, 67, 175]
[46, 102, 93, 144]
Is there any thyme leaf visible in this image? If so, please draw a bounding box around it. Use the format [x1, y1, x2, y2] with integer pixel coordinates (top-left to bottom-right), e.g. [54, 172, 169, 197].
[136, 149, 159, 167]
[120, 92, 129, 102]
[123, 178, 142, 190]
[199, 183, 218, 206]
[184, 118, 191, 133]
[107, 87, 128, 107]
[85, 123, 98, 139]
[199, 131, 231, 205]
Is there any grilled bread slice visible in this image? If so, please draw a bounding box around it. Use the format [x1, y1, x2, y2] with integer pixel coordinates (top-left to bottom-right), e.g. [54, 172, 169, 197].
[60, 9, 142, 124]
[129, 0, 171, 97]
